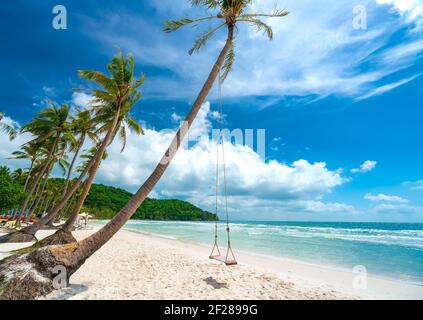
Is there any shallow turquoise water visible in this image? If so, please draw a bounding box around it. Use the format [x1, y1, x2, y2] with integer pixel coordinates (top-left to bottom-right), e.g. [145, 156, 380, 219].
[94, 220, 423, 285]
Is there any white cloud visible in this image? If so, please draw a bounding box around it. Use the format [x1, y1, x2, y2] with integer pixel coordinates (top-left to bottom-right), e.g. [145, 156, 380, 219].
[404, 179, 423, 190]
[72, 92, 94, 109]
[42, 86, 57, 97]
[4, 110, 423, 221]
[81, 0, 422, 103]
[377, 0, 423, 26]
[300, 200, 355, 213]
[372, 203, 419, 214]
[365, 193, 409, 203]
[356, 75, 420, 100]
[171, 112, 182, 123]
[381, 39, 423, 64]
[351, 160, 377, 173]
[92, 102, 348, 219]
[0, 115, 20, 130]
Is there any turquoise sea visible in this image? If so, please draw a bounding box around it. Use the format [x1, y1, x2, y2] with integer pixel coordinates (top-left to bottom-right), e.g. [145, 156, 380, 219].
[95, 220, 423, 285]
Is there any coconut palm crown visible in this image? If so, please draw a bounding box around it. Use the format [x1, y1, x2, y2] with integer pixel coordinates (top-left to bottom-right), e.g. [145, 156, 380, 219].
[163, 0, 289, 80]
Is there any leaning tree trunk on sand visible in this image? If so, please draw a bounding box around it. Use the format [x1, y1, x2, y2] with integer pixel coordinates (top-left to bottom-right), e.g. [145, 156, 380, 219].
[0, 26, 234, 300]
[0, 150, 95, 243]
[38, 109, 121, 246]
[14, 137, 59, 227]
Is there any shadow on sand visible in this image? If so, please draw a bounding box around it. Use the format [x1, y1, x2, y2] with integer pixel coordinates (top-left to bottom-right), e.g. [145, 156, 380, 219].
[203, 277, 229, 289]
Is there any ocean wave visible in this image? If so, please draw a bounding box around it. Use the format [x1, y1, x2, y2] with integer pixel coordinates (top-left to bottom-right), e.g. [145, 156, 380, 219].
[120, 220, 423, 249]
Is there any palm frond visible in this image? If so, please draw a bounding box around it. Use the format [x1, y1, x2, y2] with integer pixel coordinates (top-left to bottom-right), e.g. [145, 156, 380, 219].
[78, 70, 117, 94]
[0, 121, 18, 140]
[220, 42, 235, 82]
[163, 16, 218, 33]
[238, 18, 274, 40]
[191, 0, 221, 9]
[239, 8, 289, 19]
[118, 125, 127, 153]
[126, 116, 144, 135]
[189, 23, 226, 55]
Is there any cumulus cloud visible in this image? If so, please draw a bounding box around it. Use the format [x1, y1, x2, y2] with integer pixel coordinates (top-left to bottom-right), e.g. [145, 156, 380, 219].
[364, 193, 409, 203]
[377, 0, 423, 26]
[72, 92, 94, 109]
[351, 160, 377, 173]
[92, 102, 349, 218]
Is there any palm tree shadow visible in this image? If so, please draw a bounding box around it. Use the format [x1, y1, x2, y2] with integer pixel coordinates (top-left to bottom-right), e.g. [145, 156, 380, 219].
[203, 276, 229, 289]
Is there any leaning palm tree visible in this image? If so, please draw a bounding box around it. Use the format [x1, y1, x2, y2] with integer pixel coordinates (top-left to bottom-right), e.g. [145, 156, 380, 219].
[12, 103, 73, 229]
[40, 109, 141, 246]
[28, 51, 145, 245]
[61, 109, 98, 198]
[0, 50, 145, 244]
[0, 112, 18, 140]
[0, 0, 288, 299]
[9, 143, 41, 191]
[37, 145, 110, 245]
[27, 151, 70, 224]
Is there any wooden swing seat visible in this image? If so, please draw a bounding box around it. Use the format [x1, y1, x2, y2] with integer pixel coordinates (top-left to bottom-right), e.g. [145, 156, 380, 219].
[209, 255, 238, 266]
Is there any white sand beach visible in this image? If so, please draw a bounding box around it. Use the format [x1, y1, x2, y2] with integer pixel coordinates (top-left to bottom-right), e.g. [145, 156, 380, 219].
[1, 228, 422, 300]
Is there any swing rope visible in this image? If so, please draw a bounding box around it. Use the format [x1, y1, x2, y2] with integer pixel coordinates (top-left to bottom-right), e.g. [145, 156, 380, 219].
[209, 68, 237, 266]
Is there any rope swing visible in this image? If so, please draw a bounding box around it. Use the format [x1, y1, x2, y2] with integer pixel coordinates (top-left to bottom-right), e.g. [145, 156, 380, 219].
[209, 68, 237, 266]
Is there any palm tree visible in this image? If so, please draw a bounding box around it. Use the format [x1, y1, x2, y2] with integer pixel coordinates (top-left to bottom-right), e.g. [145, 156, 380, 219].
[0, 50, 145, 244]
[0, 1, 288, 299]
[38, 54, 145, 245]
[0, 112, 18, 140]
[63, 51, 144, 225]
[38, 146, 110, 245]
[76, 146, 109, 174]
[9, 144, 40, 191]
[27, 151, 70, 224]
[12, 102, 73, 230]
[61, 109, 98, 197]
[11, 168, 26, 186]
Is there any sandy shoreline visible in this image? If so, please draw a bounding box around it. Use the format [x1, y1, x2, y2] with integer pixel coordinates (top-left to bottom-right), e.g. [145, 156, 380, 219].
[1, 228, 422, 300]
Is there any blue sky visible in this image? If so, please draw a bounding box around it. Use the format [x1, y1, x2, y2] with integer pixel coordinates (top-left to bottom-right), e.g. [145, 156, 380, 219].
[1, 0, 423, 222]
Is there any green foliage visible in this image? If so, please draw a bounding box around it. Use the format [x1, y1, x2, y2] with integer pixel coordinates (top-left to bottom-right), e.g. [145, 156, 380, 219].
[84, 183, 217, 221]
[0, 166, 26, 212]
[0, 165, 216, 221]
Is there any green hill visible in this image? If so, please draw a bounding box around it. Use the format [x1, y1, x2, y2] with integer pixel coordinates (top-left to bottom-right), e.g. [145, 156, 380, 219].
[84, 183, 217, 221]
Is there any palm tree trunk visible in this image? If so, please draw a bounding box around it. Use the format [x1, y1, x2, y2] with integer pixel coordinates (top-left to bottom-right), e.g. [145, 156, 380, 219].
[14, 153, 94, 236]
[15, 136, 59, 226]
[61, 109, 121, 233]
[13, 111, 119, 239]
[23, 159, 35, 192]
[41, 197, 53, 217]
[36, 195, 48, 217]
[0, 147, 96, 243]
[65, 25, 234, 262]
[62, 135, 85, 198]
[27, 169, 50, 222]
